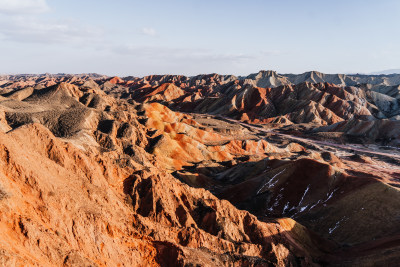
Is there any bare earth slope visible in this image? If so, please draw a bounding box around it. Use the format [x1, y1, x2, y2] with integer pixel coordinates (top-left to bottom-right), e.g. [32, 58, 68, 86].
[0, 79, 329, 266]
[1, 73, 400, 266]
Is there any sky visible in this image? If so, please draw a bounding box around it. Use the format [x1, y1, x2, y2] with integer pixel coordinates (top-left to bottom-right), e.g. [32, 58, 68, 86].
[0, 0, 399, 76]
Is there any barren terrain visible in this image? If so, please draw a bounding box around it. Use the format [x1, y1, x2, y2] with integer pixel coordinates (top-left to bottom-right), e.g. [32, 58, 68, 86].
[1, 71, 400, 266]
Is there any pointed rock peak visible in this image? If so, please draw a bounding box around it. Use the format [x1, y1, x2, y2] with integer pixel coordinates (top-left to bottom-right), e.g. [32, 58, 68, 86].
[142, 82, 185, 102]
[158, 82, 176, 89]
[156, 83, 184, 94]
[82, 79, 100, 90]
[308, 70, 324, 77]
[54, 82, 82, 98]
[153, 82, 181, 93]
[26, 82, 83, 102]
[55, 82, 80, 93]
[109, 76, 124, 84]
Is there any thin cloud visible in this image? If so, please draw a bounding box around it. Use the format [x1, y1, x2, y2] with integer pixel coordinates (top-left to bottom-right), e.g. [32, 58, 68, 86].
[141, 27, 157, 36]
[0, 0, 104, 45]
[112, 45, 254, 63]
[0, 16, 104, 44]
[0, 0, 49, 14]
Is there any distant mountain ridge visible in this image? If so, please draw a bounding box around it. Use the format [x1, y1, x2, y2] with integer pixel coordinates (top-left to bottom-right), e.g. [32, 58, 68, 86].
[4, 70, 400, 87]
[241, 70, 400, 88]
[3, 70, 400, 125]
[369, 69, 400, 75]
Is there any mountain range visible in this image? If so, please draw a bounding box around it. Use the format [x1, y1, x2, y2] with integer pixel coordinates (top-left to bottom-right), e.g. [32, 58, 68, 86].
[1, 71, 400, 266]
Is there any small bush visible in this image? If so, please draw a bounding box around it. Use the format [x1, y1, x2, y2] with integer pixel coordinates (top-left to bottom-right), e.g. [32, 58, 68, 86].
[0, 186, 8, 200]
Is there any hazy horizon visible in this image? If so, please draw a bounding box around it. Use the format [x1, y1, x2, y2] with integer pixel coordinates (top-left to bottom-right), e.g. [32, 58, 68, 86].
[1, 0, 399, 76]
[3, 69, 400, 78]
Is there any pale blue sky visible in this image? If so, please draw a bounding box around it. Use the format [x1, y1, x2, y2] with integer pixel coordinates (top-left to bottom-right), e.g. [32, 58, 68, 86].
[0, 0, 399, 76]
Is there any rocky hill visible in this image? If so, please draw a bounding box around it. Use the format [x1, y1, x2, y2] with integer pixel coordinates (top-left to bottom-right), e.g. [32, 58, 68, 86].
[1, 72, 400, 266]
